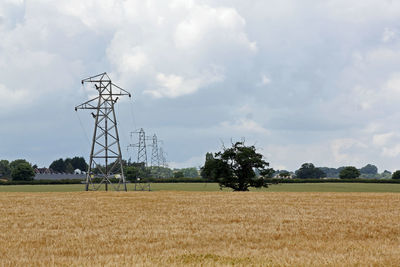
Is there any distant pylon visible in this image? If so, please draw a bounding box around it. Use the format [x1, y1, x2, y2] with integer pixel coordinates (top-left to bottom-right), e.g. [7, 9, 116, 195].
[150, 134, 160, 178]
[127, 128, 151, 191]
[75, 72, 131, 191]
[128, 128, 148, 166]
[151, 134, 159, 167]
[159, 146, 168, 168]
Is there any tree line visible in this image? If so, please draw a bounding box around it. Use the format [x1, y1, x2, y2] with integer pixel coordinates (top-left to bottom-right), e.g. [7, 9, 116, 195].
[3, 143, 400, 186]
[278, 163, 395, 179]
[200, 142, 400, 191]
[0, 159, 35, 181]
[0, 156, 200, 182]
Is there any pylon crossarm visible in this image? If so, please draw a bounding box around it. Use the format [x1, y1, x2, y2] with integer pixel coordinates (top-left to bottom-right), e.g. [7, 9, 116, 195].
[81, 72, 109, 84]
[75, 96, 100, 111]
[111, 83, 131, 97]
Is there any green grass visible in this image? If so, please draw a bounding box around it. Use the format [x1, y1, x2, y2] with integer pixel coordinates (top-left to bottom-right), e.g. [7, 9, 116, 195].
[0, 183, 400, 192]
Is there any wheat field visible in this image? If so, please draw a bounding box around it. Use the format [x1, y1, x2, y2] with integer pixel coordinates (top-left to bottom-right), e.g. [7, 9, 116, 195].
[0, 192, 399, 266]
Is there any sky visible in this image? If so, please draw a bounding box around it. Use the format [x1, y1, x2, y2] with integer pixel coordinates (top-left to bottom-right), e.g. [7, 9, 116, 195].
[1, 0, 400, 172]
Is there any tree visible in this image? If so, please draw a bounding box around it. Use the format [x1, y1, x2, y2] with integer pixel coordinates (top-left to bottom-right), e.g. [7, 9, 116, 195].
[360, 164, 378, 175]
[124, 163, 151, 181]
[392, 170, 400, 179]
[11, 162, 35, 181]
[49, 158, 66, 173]
[10, 159, 30, 171]
[339, 166, 360, 179]
[65, 162, 74, 174]
[295, 163, 326, 179]
[200, 153, 218, 179]
[381, 170, 392, 179]
[359, 164, 378, 178]
[70, 157, 88, 172]
[0, 160, 11, 177]
[201, 142, 274, 191]
[174, 171, 184, 178]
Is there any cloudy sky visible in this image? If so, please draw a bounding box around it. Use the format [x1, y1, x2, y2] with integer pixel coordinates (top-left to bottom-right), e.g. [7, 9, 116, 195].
[1, 0, 400, 172]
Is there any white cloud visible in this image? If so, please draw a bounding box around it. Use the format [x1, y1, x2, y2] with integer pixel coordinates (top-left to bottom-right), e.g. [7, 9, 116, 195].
[169, 154, 203, 169]
[372, 132, 395, 146]
[3, 0, 400, 171]
[382, 28, 397, 43]
[145, 69, 223, 98]
[0, 84, 30, 110]
[174, 4, 256, 51]
[331, 138, 368, 165]
[107, 42, 149, 73]
[382, 145, 400, 158]
[219, 118, 270, 135]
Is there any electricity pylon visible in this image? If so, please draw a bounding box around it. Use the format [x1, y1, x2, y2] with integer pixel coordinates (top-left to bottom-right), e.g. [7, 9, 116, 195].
[150, 134, 160, 178]
[159, 146, 168, 168]
[127, 128, 151, 190]
[128, 128, 148, 166]
[75, 72, 131, 191]
[150, 134, 159, 167]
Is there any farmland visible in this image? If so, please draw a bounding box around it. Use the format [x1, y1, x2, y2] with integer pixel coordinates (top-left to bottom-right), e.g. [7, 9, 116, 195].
[0, 191, 399, 266]
[1, 182, 400, 192]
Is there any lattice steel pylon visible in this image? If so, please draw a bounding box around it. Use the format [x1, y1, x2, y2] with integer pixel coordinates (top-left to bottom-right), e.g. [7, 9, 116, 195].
[150, 134, 159, 167]
[75, 72, 131, 191]
[128, 128, 148, 166]
[150, 134, 160, 178]
[127, 128, 151, 191]
[159, 146, 168, 168]
[137, 128, 148, 166]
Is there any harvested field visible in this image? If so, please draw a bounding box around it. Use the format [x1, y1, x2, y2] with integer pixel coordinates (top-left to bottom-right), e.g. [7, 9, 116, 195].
[0, 192, 399, 266]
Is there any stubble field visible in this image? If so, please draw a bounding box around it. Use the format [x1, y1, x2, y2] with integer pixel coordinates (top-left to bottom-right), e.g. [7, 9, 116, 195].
[0, 191, 399, 266]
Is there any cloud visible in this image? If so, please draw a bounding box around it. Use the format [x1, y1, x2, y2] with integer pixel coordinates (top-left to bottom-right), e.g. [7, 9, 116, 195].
[382, 145, 400, 158]
[174, 4, 256, 52]
[169, 154, 204, 169]
[144, 69, 223, 98]
[331, 138, 368, 165]
[219, 118, 270, 135]
[382, 28, 397, 43]
[372, 132, 395, 146]
[0, 84, 30, 109]
[2, 0, 400, 172]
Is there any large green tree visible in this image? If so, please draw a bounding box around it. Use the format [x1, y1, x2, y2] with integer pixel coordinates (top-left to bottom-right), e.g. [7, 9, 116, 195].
[201, 142, 274, 191]
[10, 159, 30, 171]
[69, 157, 88, 172]
[11, 161, 35, 181]
[49, 158, 66, 173]
[360, 164, 378, 175]
[295, 163, 326, 179]
[339, 166, 360, 179]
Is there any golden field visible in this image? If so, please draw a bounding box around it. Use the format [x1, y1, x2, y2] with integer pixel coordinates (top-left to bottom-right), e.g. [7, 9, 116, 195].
[0, 192, 399, 266]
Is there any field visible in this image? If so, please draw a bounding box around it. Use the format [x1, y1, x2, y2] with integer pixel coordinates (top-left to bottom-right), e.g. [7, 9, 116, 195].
[0, 191, 399, 266]
[1, 182, 400, 192]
